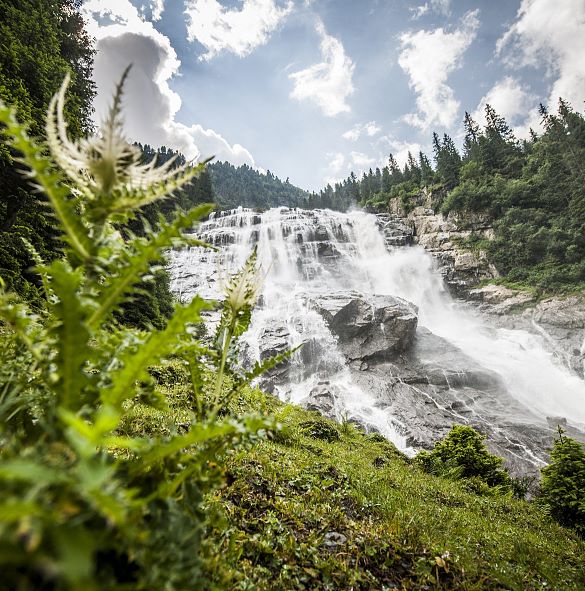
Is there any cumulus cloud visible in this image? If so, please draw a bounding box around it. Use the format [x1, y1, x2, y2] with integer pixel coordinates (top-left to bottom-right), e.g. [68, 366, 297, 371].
[349, 151, 376, 169]
[327, 152, 345, 174]
[82, 0, 255, 167]
[148, 0, 165, 21]
[497, 0, 585, 111]
[398, 10, 480, 130]
[342, 121, 381, 141]
[410, 0, 451, 20]
[184, 0, 293, 61]
[472, 76, 537, 138]
[289, 19, 355, 117]
[377, 136, 423, 168]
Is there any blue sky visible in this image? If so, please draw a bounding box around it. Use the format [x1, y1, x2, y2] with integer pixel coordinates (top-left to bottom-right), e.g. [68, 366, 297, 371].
[82, 0, 585, 190]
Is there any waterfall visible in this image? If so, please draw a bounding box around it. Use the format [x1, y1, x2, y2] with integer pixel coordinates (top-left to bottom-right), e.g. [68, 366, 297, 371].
[168, 206, 585, 468]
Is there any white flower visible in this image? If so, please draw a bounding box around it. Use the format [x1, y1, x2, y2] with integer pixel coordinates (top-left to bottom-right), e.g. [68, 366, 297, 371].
[45, 67, 208, 219]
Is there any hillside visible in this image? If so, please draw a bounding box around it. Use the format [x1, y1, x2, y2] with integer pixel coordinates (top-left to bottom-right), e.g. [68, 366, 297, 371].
[1, 2, 584, 589]
[130, 362, 585, 591]
[209, 161, 310, 209]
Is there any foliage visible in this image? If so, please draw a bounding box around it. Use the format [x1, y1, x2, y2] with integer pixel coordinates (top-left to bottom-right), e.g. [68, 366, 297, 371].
[0, 72, 279, 589]
[194, 393, 584, 589]
[329, 98, 585, 294]
[540, 428, 585, 537]
[416, 425, 511, 492]
[0, 0, 95, 307]
[117, 144, 216, 329]
[209, 161, 310, 210]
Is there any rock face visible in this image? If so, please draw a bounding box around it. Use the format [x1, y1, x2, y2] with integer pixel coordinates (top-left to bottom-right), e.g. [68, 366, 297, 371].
[307, 292, 418, 361]
[257, 323, 291, 390]
[387, 192, 498, 296]
[170, 206, 585, 480]
[386, 192, 585, 378]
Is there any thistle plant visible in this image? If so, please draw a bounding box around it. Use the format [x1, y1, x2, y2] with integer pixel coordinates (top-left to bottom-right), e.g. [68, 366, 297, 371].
[0, 70, 279, 589]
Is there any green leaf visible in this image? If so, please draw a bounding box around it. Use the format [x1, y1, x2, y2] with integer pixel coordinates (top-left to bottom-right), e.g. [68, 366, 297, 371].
[48, 260, 91, 410]
[88, 203, 214, 329]
[0, 501, 44, 522]
[101, 296, 210, 408]
[0, 460, 65, 484]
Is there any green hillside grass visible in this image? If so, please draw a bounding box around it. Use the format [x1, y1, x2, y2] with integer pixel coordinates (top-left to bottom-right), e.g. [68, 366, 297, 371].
[129, 360, 585, 591]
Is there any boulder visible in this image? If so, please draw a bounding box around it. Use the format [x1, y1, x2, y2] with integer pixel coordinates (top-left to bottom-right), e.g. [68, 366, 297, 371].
[303, 381, 338, 417]
[307, 291, 418, 361]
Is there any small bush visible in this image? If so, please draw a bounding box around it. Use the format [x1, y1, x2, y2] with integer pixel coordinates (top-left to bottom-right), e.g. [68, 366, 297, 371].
[300, 418, 340, 442]
[540, 429, 585, 536]
[416, 425, 511, 491]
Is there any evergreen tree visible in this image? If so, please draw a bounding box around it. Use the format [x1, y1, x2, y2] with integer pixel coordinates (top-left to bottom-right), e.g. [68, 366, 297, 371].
[540, 429, 585, 537]
[0, 0, 95, 304]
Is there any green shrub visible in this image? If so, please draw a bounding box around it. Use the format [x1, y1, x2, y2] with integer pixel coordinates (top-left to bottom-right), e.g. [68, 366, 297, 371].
[416, 425, 511, 492]
[300, 417, 340, 442]
[540, 429, 585, 536]
[0, 70, 287, 589]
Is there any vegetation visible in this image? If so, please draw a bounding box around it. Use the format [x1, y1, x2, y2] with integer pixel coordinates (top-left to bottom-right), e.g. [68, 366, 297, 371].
[334, 100, 585, 294]
[1, 4, 584, 589]
[0, 0, 95, 307]
[540, 428, 585, 537]
[209, 161, 310, 210]
[104, 374, 585, 590]
[415, 425, 511, 495]
[209, 161, 358, 212]
[0, 71, 285, 590]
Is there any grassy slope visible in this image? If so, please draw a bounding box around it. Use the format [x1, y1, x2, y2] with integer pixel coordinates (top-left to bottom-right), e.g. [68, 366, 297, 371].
[132, 362, 585, 590]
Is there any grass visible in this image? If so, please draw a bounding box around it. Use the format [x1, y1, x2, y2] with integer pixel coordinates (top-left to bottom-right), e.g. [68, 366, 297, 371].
[127, 360, 585, 590]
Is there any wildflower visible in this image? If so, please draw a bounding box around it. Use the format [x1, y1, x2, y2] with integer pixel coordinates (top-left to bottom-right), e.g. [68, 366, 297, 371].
[224, 248, 262, 315]
[45, 66, 208, 221]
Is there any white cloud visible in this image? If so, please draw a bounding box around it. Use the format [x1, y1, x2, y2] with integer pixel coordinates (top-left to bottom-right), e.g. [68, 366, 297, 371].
[349, 151, 376, 169]
[149, 0, 165, 21]
[377, 136, 423, 168]
[411, 0, 451, 20]
[342, 121, 381, 141]
[327, 152, 345, 174]
[398, 10, 480, 130]
[472, 76, 537, 138]
[289, 19, 355, 117]
[82, 0, 256, 168]
[184, 0, 293, 61]
[497, 0, 585, 111]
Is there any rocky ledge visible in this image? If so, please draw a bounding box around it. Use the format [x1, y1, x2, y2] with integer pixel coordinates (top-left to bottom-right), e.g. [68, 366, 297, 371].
[387, 192, 498, 297]
[469, 285, 585, 378]
[306, 292, 418, 362]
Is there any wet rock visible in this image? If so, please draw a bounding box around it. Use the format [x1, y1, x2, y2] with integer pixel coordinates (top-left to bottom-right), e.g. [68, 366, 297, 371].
[259, 324, 290, 360]
[468, 284, 534, 314]
[303, 382, 338, 417]
[316, 242, 341, 258]
[257, 323, 291, 391]
[313, 225, 329, 241]
[308, 291, 418, 362]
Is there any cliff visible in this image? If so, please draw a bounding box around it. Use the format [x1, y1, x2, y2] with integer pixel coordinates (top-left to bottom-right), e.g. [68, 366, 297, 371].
[386, 191, 585, 379]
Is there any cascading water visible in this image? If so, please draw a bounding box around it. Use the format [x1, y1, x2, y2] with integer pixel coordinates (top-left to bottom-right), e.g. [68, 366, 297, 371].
[168, 206, 585, 473]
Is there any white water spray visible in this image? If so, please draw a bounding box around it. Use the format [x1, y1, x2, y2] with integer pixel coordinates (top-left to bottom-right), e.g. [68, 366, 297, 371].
[169, 207, 585, 452]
